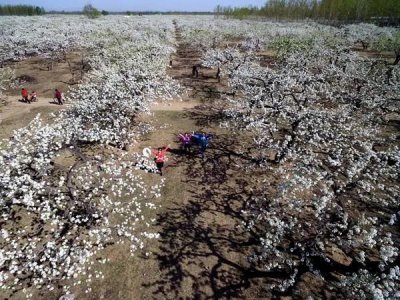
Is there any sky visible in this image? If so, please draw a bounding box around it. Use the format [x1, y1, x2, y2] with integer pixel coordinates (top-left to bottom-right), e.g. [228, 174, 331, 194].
[0, 0, 266, 12]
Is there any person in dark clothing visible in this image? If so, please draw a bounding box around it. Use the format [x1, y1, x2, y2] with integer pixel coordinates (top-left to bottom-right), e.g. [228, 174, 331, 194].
[178, 132, 192, 153]
[54, 89, 63, 105]
[192, 65, 199, 78]
[192, 132, 212, 159]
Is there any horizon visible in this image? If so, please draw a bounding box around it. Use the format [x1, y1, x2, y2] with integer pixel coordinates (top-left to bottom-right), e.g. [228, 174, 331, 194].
[0, 0, 266, 12]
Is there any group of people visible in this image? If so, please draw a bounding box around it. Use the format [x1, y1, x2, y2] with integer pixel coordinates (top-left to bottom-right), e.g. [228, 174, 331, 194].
[152, 132, 213, 176]
[20, 88, 37, 104]
[20, 88, 64, 105]
[178, 132, 212, 159]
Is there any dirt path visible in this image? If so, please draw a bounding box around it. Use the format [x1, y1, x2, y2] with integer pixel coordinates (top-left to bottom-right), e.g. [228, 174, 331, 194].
[1, 48, 88, 141]
[168, 22, 227, 101]
[69, 22, 269, 300]
[39, 21, 265, 300]
[139, 24, 266, 299]
[3, 22, 271, 300]
[79, 20, 271, 300]
[0, 96, 65, 140]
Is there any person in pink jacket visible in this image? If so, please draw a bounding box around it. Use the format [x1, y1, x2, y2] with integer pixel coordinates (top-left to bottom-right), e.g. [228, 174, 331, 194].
[178, 132, 192, 153]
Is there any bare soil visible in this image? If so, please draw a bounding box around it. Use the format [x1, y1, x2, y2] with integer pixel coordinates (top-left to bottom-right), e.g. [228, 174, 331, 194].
[352, 45, 396, 63]
[60, 23, 271, 300]
[7, 51, 86, 98]
[0, 96, 64, 141]
[0, 50, 87, 141]
[2, 24, 374, 300]
[21, 22, 277, 300]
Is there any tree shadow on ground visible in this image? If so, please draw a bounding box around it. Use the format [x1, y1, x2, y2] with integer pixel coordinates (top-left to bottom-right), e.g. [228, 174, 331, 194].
[143, 131, 287, 299]
[144, 130, 358, 300]
[187, 105, 230, 128]
[144, 27, 283, 299]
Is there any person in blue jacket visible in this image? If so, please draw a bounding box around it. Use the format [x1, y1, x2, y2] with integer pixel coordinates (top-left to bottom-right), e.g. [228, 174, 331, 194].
[191, 132, 212, 159]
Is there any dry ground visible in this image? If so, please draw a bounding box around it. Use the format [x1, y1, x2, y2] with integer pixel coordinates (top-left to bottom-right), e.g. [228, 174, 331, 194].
[0, 96, 64, 141]
[1, 50, 86, 141]
[6, 51, 86, 98]
[59, 23, 275, 300]
[1, 23, 279, 300]
[4, 24, 396, 300]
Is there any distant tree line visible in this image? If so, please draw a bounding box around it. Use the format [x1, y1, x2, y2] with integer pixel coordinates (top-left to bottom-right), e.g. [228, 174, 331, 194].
[0, 5, 45, 15]
[83, 4, 101, 18]
[215, 0, 400, 24]
[125, 11, 214, 15]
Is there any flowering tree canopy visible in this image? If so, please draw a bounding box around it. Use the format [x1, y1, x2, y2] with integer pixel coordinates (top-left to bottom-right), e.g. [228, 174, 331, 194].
[0, 15, 179, 297]
[199, 19, 399, 298]
[0, 15, 398, 299]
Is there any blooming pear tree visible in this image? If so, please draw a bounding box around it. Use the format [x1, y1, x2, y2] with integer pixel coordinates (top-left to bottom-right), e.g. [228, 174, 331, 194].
[62, 24, 179, 146]
[0, 16, 87, 66]
[0, 118, 162, 294]
[342, 23, 397, 50]
[0, 15, 179, 297]
[0, 66, 14, 105]
[373, 31, 400, 65]
[201, 23, 399, 298]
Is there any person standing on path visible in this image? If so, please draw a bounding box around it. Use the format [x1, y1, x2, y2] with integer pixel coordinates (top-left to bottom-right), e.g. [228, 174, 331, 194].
[21, 88, 29, 103]
[192, 132, 212, 159]
[54, 89, 63, 105]
[178, 132, 192, 153]
[192, 65, 199, 78]
[152, 145, 170, 176]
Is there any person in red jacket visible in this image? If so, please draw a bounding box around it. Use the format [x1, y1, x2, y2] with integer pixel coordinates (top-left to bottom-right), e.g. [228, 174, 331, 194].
[21, 88, 29, 103]
[54, 89, 62, 105]
[152, 145, 170, 176]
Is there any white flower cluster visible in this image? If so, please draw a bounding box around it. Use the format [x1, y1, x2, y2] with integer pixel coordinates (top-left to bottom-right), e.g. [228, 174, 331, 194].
[341, 267, 400, 300]
[0, 67, 14, 103]
[0, 15, 180, 296]
[193, 18, 399, 296]
[0, 15, 91, 64]
[57, 16, 180, 146]
[177, 16, 324, 53]
[342, 23, 396, 49]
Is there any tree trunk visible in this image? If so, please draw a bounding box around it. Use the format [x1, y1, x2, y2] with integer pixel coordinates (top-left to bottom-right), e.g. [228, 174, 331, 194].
[394, 54, 399, 65]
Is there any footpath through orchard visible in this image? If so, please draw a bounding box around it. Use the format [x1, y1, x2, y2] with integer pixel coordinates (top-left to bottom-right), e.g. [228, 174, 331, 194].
[64, 21, 268, 300]
[7, 21, 270, 300]
[0, 96, 64, 140]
